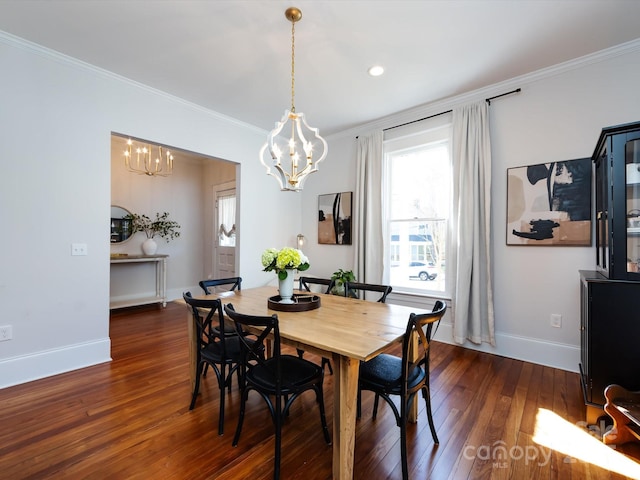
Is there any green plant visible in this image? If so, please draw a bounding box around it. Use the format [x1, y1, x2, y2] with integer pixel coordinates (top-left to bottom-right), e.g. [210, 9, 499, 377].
[330, 269, 356, 296]
[128, 212, 181, 242]
[261, 247, 310, 280]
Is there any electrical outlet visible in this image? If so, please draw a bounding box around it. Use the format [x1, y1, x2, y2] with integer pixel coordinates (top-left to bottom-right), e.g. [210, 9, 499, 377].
[550, 314, 562, 328]
[0, 325, 12, 341]
[71, 243, 88, 256]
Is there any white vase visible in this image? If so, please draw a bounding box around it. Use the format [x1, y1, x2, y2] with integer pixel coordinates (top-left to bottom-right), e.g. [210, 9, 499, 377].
[142, 238, 158, 255]
[278, 269, 296, 304]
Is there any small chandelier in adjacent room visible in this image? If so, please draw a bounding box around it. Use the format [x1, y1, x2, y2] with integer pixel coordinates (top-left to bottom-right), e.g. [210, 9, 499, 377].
[259, 7, 328, 192]
[124, 138, 174, 177]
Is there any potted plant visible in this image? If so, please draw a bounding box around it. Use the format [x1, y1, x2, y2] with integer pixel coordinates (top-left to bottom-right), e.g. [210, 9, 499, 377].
[128, 212, 181, 254]
[330, 269, 356, 296]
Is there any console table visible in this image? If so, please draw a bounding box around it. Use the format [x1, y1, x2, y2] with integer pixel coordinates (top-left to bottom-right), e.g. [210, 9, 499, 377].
[109, 254, 168, 309]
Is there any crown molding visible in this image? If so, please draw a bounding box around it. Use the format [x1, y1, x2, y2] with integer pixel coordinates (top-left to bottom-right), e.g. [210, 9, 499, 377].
[0, 30, 266, 136]
[332, 37, 640, 141]
[3, 28, 639, 142]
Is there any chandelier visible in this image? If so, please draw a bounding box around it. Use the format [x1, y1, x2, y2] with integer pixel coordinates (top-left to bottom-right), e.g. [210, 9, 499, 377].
[259, 7, 328, 192]
[124, 138, 174, 177]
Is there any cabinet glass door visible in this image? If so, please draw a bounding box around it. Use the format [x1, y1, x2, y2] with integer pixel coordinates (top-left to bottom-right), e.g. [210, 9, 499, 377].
[626, 138, 640, 275]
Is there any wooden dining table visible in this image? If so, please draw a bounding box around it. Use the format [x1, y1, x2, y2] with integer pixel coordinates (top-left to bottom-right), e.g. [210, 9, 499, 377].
[181, 286, 429, 480]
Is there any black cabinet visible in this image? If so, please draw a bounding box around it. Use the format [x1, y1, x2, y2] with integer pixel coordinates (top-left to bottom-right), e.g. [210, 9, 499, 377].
[581, 122, 640, 419]
[579, 270, 640, 408]
[593, 121, 640, 280]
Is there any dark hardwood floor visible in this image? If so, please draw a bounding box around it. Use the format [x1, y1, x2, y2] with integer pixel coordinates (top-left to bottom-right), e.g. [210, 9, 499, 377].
[1, 302, 640, 479]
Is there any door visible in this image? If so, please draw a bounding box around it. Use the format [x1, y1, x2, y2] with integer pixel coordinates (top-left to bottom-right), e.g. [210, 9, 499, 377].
[214, 186, 236, 278]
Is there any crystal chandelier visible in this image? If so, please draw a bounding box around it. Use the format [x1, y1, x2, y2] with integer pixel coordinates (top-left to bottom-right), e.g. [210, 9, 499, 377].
[260, 7, 328, 192]
[124, 138, 174, 177]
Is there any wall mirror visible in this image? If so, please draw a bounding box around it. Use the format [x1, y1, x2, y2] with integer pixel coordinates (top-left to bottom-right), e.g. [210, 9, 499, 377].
[111, 205, 134, 243]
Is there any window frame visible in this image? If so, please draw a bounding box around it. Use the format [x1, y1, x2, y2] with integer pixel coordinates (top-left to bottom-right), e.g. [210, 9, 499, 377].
[382, 121, 452, 298]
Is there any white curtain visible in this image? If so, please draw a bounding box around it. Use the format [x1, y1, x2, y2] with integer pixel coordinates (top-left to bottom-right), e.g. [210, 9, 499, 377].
[451, 101, 495, 346]
[218, 193, 236, 246]
[354, 130, 384, 283]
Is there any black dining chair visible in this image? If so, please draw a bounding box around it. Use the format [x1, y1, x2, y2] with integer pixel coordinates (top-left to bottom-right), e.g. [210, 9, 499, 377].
[224, 303, 331, 480]
[357, 300, 447, 480]
[199, 276, 242, 295]
[296, 276, 335, 374]
[183, 291, 248, 435]
[298, 276, 335, 294]
[199, 277, 242, 338]
[344, 281, 392, 303]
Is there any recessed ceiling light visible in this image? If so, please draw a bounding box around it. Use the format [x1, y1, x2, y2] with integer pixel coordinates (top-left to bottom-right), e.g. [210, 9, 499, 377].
[368, 65, 384, 77]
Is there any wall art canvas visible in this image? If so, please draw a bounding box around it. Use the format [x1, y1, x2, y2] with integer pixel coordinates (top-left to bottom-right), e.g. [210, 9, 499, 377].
[318, 192, 352, 245]
[506, 158, 592, 245]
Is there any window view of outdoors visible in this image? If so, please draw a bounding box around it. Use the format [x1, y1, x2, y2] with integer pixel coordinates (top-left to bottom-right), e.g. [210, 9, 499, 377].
[387, 142, 450, 294]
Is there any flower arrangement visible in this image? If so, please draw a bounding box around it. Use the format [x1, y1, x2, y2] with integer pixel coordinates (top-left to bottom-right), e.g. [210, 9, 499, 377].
[128, 212, 181, 242]
[262, 247, 310, 280]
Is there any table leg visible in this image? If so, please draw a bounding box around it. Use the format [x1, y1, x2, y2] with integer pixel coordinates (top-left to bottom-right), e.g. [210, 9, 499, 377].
[333, 354, 359, 480]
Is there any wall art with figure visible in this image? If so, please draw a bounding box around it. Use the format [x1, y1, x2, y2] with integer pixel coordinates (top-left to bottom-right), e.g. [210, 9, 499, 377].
[506, 158, 592, 245]
[318, 192, 352, 245]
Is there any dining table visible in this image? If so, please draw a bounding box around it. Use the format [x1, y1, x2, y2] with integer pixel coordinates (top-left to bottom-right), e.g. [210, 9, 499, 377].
[182, 285, 429, 480]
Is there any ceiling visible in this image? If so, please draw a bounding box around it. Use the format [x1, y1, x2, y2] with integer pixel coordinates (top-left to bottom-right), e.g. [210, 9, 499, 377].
[1, 1, 639, 136]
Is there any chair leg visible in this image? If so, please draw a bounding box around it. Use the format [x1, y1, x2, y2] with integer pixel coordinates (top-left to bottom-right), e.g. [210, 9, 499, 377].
[296, 348, 304, 359]
[400, 416, 409, 480]
[315, 385, 332, 444]
[357, 388, 362, 419]
[232, 387, 249, 446]
[322, 357, 333, 375]
[274, 395, 282, 480]
[218, 364, 226, 436]
[189, 362, 204, 410]
[372, 393, 380, 419]
[423, 386, 439, 444]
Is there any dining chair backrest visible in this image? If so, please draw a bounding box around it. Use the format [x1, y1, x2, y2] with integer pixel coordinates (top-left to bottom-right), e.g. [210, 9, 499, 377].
[183, 291, 227, 357]
[402, 300, 446, 393]
[299, 276, 335, 294]
[344, 281, 392, 303]
[223, 303, 281, 386]
[199, 277, 242, 295]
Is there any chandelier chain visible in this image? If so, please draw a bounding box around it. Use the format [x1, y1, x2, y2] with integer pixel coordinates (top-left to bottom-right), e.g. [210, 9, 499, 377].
[290, 19, 295, 113]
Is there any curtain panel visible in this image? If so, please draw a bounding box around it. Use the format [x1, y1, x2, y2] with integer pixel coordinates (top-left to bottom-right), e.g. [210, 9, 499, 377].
[354, 131, 384, 283]
[451, 101, 495, 346]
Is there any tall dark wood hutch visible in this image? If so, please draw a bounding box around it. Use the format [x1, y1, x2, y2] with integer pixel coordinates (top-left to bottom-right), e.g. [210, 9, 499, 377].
[580, 121, 640, 421]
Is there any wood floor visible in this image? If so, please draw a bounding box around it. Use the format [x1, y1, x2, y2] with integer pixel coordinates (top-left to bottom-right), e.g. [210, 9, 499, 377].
[1, 302, 640, 479]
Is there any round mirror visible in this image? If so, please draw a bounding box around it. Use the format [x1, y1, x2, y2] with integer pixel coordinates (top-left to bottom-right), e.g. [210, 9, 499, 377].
[111, 205, 134, 243]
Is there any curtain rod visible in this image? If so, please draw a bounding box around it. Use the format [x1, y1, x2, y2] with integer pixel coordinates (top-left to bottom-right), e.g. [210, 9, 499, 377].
[358, 88, 522, 136]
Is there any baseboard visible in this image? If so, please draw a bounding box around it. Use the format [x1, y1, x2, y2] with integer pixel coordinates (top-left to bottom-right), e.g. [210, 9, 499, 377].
[433, 322, 580, 373]
[0, 338, 112, 389]
[388, 293, 580, 373]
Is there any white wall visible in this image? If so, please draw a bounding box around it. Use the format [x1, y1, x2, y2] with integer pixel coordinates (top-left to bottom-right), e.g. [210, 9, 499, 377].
[0, 33, 301, 388]
[302, 41, 640, 372]
[2, 28, 639, 388]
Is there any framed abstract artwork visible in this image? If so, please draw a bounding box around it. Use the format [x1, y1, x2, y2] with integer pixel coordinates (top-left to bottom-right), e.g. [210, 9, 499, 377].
[318, 192, 352, 245]
[506, 158, 592, 246]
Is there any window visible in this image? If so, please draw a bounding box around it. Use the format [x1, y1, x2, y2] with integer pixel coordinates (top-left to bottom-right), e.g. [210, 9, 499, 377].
[217, 190, 236, 247]
[384, 122, 451, 297]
